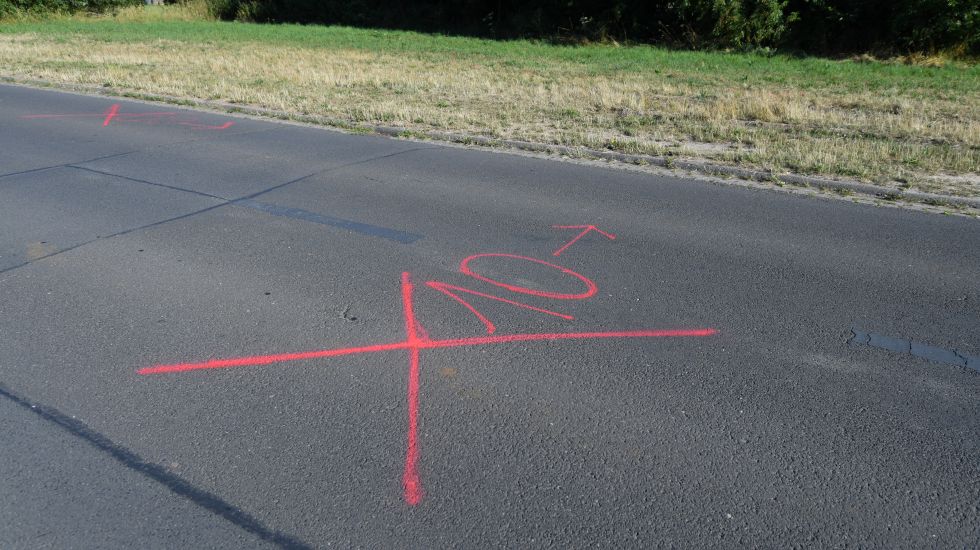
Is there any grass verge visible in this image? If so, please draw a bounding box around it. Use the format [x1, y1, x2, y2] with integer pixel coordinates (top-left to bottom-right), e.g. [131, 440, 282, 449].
[1, 5, 978, 197]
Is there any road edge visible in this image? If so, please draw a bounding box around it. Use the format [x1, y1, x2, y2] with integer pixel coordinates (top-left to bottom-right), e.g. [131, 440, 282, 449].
[4, 76, 978, 214]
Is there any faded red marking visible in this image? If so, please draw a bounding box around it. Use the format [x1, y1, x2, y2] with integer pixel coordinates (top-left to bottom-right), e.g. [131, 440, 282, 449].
[21, 113, 103, 119]
[20, 112, 177, 120]
[426, 280, 572, 335]
[177, 121, 236, 130]
[551, 225, 616, 257]
[102, 103, 120, 127]
[20, 105, 234, 131]
[118, 112, 180, 118]
[460, 253, 597, 300]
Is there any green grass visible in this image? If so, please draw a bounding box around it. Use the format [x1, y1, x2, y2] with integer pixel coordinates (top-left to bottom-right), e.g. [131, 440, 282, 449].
[5, 18, 976, 92]
[1, 13, 978, 197]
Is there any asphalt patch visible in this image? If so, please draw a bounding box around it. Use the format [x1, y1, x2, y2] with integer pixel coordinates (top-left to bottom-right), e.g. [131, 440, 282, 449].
[850, 328, 978, 371]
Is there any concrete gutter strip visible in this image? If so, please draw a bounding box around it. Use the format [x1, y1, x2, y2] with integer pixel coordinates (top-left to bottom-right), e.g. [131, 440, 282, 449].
[5, 77, 979, 211]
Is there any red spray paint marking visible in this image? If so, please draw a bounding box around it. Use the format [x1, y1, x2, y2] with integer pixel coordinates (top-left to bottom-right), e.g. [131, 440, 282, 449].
[21, 111, 178, 120]
[460, 253, 597, 300]
[138, 282, 716, 507]
[138, 240, 716, 506]
[138, 340, 411, 374]
[138, 328, 715, 375]
[177, 121, 236, 130]
[426, 280, 572, 335]
[20, 104, 234, 131]
[551, 225, 616, 257]
[101, 103, 120, 127]
[400, 272, 425, 505]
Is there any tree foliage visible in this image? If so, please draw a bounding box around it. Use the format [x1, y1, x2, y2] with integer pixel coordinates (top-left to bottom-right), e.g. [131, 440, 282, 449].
[5, 0, 976, 55]
[200, 0, 979, 55]
[0, 0, 139, 17]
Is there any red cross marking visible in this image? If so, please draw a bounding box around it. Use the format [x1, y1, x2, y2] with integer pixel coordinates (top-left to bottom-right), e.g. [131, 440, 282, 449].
[139, 247, 716, 505]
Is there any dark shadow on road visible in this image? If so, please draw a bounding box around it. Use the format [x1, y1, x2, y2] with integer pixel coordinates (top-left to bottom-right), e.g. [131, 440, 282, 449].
[0, 383, 312, 550]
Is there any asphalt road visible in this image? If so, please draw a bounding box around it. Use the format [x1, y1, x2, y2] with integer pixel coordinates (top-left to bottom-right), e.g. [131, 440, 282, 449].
[1, 83, 978, 548]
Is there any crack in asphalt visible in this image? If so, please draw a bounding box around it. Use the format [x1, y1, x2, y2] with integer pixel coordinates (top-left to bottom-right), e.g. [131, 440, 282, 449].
[235, 145, 437, 203]
[0, 146, 434, 277]
[0, 124, 281, 185]
[0, 150, 138, 182]
[0, 202, 227, 277]
[67, 164, 227, 201]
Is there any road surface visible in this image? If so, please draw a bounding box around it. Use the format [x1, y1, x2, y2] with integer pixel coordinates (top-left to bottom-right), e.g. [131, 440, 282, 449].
[1, 84, 978, 548]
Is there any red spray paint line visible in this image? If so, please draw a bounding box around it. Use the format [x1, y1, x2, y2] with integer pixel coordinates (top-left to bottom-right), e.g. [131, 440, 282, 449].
[426, 253, 599, 335]
[178, 121, 236, 130]
[102, 104, 120, 127]
[20, 112, 178, 119]
[138, 267, 716, 506]
[138, 341, 412, 373]
[20, 114, 105, 119]
[551, 225, 616, 257]
[400, 272, 425, 505]
[21, 105, 234, 130]
[426, 280, 572, 335]
[460, 253, 597, 300]
[137, 328, 716, 375]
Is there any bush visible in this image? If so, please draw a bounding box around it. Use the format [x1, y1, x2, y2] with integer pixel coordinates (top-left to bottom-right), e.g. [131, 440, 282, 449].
[669, 1, 796, 49]
[0, 0, 141, 17]
[788, 0, 980, 55]
[11, 0, 974, 55]
[197, 0, 979, 54]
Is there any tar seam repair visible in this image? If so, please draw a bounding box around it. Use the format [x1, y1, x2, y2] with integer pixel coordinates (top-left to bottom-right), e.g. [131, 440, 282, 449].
[138, 225, 718, 505]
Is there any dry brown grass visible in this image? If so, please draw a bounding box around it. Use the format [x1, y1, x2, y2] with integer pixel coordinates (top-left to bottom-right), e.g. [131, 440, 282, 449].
[1, 14, 978, 197]
[101, 2, 215, 22]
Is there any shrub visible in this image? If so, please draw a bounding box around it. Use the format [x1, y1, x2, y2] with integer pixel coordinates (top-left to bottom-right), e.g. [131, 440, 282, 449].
[11, 0, 976, 56]
[0, 0, 141, 17]
[787, 0, 980, 55]
[671, 1, 796, 49]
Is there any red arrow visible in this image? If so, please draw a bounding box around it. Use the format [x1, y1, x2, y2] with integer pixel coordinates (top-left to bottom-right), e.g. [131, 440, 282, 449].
[551, 225, 616, 257]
